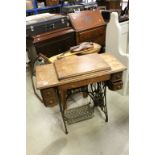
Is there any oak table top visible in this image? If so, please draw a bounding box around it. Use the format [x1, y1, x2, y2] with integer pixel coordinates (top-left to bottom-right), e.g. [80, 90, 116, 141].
[36, 53, 126, 90]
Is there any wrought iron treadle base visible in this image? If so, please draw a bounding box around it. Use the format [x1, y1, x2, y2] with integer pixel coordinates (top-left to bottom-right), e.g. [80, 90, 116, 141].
[57, 82, 108, 134]
[64, 104, 94, 125]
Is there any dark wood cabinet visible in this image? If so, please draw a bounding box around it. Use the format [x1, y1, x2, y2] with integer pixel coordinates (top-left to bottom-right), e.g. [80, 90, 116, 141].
[34, 30, 75, 57]
[27, 27, 76, 62]
[68, 10, 106, 47]
[76, 26, 106, 47]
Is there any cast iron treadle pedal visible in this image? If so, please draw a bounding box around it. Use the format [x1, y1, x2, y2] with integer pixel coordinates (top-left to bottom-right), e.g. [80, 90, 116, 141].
[64, 104, 94, 125]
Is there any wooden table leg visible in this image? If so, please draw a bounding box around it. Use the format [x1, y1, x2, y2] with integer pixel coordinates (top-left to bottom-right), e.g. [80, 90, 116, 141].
[59, 89, 67, 112]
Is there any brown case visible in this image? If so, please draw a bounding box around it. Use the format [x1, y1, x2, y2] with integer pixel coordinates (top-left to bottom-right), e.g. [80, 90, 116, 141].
[26, 27, 76, 62]
[68, 10, 105, 32]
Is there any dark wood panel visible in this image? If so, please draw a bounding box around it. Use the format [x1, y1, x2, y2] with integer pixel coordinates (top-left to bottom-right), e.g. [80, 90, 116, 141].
[76, 26, 106, 46]
[35, 32, 75, 57]
[100, 1, 121, 10]
[27, 28, 76, 61]
[32, 28, 75, 43]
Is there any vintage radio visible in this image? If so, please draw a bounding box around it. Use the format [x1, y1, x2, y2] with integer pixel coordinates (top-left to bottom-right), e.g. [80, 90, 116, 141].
[26, 27, 76, 62]
[62, 5, 84, 14]
[26, 13, 70, 36]
[68, 10, 106, 47]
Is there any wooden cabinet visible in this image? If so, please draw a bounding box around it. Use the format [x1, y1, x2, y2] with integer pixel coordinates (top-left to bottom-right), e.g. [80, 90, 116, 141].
[68, 10, 106, 47]
[27, 27, 76, 62]
[76, 26, 106, 46]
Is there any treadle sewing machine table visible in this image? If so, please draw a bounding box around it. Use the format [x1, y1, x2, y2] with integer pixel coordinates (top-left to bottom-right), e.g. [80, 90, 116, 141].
[36, 53, 126, 134]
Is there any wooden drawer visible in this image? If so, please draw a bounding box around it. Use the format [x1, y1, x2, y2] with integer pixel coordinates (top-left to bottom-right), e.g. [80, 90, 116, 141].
[76, 26, 106, 46]
[107, 80, 123, 91]
[110, 72, 123, 82]
[41, 88, 57, 107]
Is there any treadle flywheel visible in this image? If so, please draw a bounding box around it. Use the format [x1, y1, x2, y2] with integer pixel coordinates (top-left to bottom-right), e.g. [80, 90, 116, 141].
[64, 104, 94, 125]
